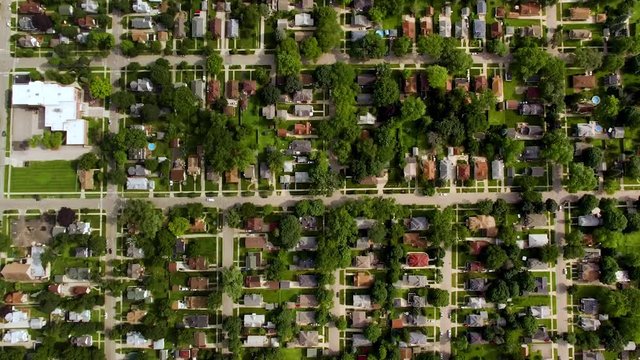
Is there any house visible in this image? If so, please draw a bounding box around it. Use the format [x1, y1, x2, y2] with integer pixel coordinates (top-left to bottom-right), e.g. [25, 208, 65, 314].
[59, 4, 73, 16]
[354, 272, 374, 287]
[467, 278, 487, 292]
[519, 103, 544, 117]
[353, 0, 373, 12]
[131, 16, 153, 29]
[523, 146, 541, 160]
[440, 158, 454, 180]
[406, 253, 429, 267]
[492, 75, 504, 101]
[474, 158, 488, 180]
[244, 313, 265, 327]
[492, 159, 504, 180]
[296, 311, 316, 325]
[581, 298, 598, 314]
[18, 35, 40, 48]
[184, 315, 209, 328]
[81, 0, 98, 12]
[299, 331, 319, 347]
[189, 277, 209, 290]
[455, 20, 468, 39]
[130, 78, 153, 91]
[439, 17, 452, 37]
[570, 7, 591, 21]
[404, 157, 417, 180]
[477, 0, 487, 15]
[351, 311, 370, 328]
[246, 252, 262, 269]
[132, 0, 151, 13]
[518, 2, 540, 16]
[12, 81, 88, 145]
[403, 233, 427, 248]
[225, 19, 239, 38]
[475, 75, 488, 92]
[569, 29, 592, 40]
[298, 274, 318, 287]
[531, 306, 551, 319]
[405, 217, 428, 231]
[523, 25, 542, 37]
[465, 312, 488, 327]
[191, 80, 206, 102]
[189, 14, 205, 38]
[420, 16, 433, 35]
[470, 240, 490, 256]
[528, 234, 549, 248]
[604, 74, 621, 87]
[209, 18, 223, 39]
[2, 330, 30, 344]
[583, 352, 605, 360]
[579, 262, 600, 282]
[402, 15, 416, 40]
[404, 74, 417, 94]
[578, 215, 601, 227]
[130, 30, 150, 43]
[468, 297, 486, 309]
[294, 105, 313, 117]
[243, 80, 257, 96]
[573, 75, 596, 90]
[0, 246, 48, 282]
[127, 287, 151, 302]
[353, 294, 372, 308]
[473, 19, 486, 40]
[288, 140, 312, 155]
[19, 1, 44, 14]
[580, 317, 601, 331]
[467, 215, 497, 237]
[294, 13, 314, 27]
[357, 74, 376, 87]
[421, 159, 436, 181]
[358, 112, 376, 125]
[408, 332, 428, 346]
[77, 15, 96, 29]
[457, 163, 471, 181]
[401, 274, 428, 287]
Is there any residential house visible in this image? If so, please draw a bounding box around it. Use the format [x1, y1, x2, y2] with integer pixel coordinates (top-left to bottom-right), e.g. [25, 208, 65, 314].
[569, 29, 592, 40]
[473, 19, 486, 40]
[131, 16, 153, 29]
[474, 158, 488, 180]
[296, 311, 316, 326]
[492, 159, 504, 180]
[579, 262, 600, 282]
[570, 7, 591, 21]
[184, 315, 209, 328]
[294, 13, 314, 26]
[127, 287, 152, 302]
[440, 17, 452, 37]
[457, 163, 471, 181]
[0, 246, 48, 282]
[294, 105, 313, 117]
[467, 215, 497, 237]
[468, 297, 487, 309]
[189, 277, 209, 291]
[528, 234, 549, 248]
[406, 252, 429, 267]
[246, 252, 262, 269]
[207, 80, 221, 103]
[531, 306, 551, 319]
[402, 15, 416, 40]
[573, 75, 596, 90]
[420, 16, 433, 35]
[353, 0, 373, 12]
[354, 272, 374, 287]
[492, 75, 503, 101]
[244, 313, 265, 328]
[352, 334, 372, 348]
[522, 25, 542, 37]
[211, 18, 222, 38]
[226, 19, 239, 38]
[467, 278, 487, 292]
[604, 74, 621, 87]
[580, 317, 601, 331]
[59, 4, 73, 16]
[403, 233, 427, 248]
[298, 274, 318, 287]
[353, 294, 372, 309]
[440, 158, 454, 180]
[581, 298, 598, 315]
[245, 236, 267, 249]
[477, 0, 487, 15]
[351, 311, 370, 328]
[298, 331, 319, 347]
[191, 80, 206, 103]
[465, 312, 488, 327]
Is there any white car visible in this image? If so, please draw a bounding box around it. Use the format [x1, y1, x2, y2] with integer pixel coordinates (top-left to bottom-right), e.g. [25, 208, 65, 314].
[206, 198, 215, 202]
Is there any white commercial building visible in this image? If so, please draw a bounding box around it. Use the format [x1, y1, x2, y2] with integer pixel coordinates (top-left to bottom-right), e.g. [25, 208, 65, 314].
[12, 81, 88, 145]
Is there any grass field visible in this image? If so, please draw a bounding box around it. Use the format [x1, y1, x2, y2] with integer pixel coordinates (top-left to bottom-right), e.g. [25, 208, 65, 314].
[10, 161, 78, 193]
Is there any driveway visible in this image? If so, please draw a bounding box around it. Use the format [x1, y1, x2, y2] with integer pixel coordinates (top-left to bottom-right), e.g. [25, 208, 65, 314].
[10, 146, 94, 163]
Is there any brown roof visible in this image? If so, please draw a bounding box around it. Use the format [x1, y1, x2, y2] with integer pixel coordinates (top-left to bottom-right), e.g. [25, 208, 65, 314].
[420, 16, 433, 36]
[126, 309, 147, 323]
[225, 167, 239, 183]
[294, 122, 312, 135]
[354, 272, 374, 287]
[573, 75, 596, 89]
[207, 80, 220, 104]
[470, 240, 490, 255]
[242, 80, 257, 96]
[403, 233, 428, 248]
[457, 163, 470, 181]
[404, 75, 417, 94]
[168, 262, 178, 272]
[402, 15, 416, 39]
[131, 30, 149, 43]
[474, 76, 488, 92]
[391, 318, 404, 329]
[190, 218, 206, 232]
[77, 16, 96, 29]
[245, 275, 262, 288]
[189, 277, 209, 290]
[570, 7, 591, 21]
[300, 73, 314, 85]
[211, 18, 222, 38]
[580, 262, 600, 282]
[186, 296, 208, 309]
[474, 159, 488, 180]
[157, 31, 169, 41]
[596, 13, 607, 23]
[298, 294, 319, 307]
[170, 168, 185, 182]
[19, 1, 43, 14]
[194, 332, 207, 348]
[490, 22, 503, 38]
[224, 105, 236, 117]
[400, 348, 413, 360]
[495, 6, 505, 18]
[245, 236, 267, 249]
[227, 80, 239, 99]
[277, 128, 288, 138]
[505, 99, 519, 110]
[422, 159, 436, 180]
[492, 76, 503, 98]
[0, 263, 32, 281]
[519, 2, 540, 16]
[4, 292, 26, 304]
[527, 87, 541, 99]
[78, 169, 94, 190]
[467, 215, 498, 237]
[187, 256, 208, 270]
[72, 286, 90, 296]
[245, 218, 264, 232]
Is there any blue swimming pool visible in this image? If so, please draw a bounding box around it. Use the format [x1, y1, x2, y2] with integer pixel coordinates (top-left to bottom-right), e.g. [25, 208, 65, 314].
[148, 143, 156, 151]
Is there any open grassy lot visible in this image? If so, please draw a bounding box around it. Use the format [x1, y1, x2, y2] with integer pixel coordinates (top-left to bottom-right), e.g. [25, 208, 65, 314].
[10, 161, 78, 193]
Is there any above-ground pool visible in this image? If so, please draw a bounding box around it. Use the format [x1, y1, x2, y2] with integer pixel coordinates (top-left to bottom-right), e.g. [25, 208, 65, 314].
[148, 143, 156, 151]
[595, 125, 603, 133]
[592, 95, 601, 105]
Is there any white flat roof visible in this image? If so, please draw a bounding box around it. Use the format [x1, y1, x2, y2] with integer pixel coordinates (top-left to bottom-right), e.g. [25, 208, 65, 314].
[62, 120, 88, 145]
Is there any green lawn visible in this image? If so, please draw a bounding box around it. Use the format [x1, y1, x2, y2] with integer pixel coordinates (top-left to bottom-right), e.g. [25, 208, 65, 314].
[10, 161, 78, 193]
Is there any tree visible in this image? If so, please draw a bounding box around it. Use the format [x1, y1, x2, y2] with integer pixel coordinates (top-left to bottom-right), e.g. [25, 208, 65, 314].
[266, 148, 284, 173]
[314, 6, 341, 52]
[300, 36, 322, 62]
[578, 194, 599, 215]
[600, 323, 625, 352]
[254, 67, 270, 86]
[87, 235, 106, 256]
[602, 289, 629, 317]
[173, 86, 199, 117]
[149, 59, 172, 86]
[425, 65, 448, 89]
[566, 163, 597, 193]
[593, 95, 620, 123]
[441, 47, 473, 75]
[417, 34, 445, 59]
[258, 84, 280, 106]
[309, 149, 341, 196]
[141, 104, 160, 122]
[602, 54, 625, 72]
[541, 130, 572, 165]
[477, 200, 494, 215]
[545, 199, 559, 212]
[451, 335, 469, 352]
[367, 222, 387, 243]
[601, 256, 620, 284]
[583, 147, 604, 169]
[274, 308, 296, 342]
[393, 36, 412, 57]
[484, 244, 507, 270]
[89, 76, 111, 99]
[274, 215, 302, 249]
[564, 230, 585, 259]
[400, 96, 426, 122]
[487, 279, 510, 303]
[222, 266, 244, 301]
[206, 53, 223, 76]
[168, 217, 190, 236]
[111, 91, 135, 112]
[351, 32, 387, 60]
[602, 208, 628, 232]
[121, 200, 163, 238]
[520, 314, 538, 336]
[512, 46, 549, 79]
[427, 288, 449, 307]
[487, 39, 508, 56]
[577, 331, 600, 350]
[373, 69, 400, 107]
[594, 228, 623, 249]
[57, 207, 76, 226]
[276, 38, 302, 77]
[77, 152, 99, 170]
[573, 47, 603, 71]
[266, 250, 288, 280]
[538, 244, 559, 264]
[284, 75, 303, 94]
[627, 156, 640, 179]
[371, 280, 388, 305]
[364, 323, 382, 342]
